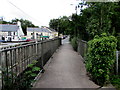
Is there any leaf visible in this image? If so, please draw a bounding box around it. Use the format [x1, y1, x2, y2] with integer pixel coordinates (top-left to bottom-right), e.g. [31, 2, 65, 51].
[32, 67, 40, 72]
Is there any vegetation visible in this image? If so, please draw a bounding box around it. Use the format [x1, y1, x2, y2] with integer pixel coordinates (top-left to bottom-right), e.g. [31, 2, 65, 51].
[110, 75, 120, 89]
[85, 33, 117, 86]
[70, 36, 78, 51]
[16, 60, 40, 89]
[49, 16, 71, 35]
[2, 60, 40, 90]
[49, 1, 120, 50]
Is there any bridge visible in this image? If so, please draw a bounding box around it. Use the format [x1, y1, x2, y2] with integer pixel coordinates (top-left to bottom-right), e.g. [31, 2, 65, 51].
[0, 38, 61, 89]
[34, 37, 99, 88]
[0, 37, 115, 89]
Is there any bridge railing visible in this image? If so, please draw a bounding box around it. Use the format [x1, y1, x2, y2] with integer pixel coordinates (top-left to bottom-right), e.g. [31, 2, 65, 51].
[77, 40, 88, 60]
[0, 38, 61, 89]
[116, 51, 120, 75]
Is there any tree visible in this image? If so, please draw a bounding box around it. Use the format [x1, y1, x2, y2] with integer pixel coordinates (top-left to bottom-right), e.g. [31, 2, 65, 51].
[49, 16, 71, 35]
[10, 18, 39, 35]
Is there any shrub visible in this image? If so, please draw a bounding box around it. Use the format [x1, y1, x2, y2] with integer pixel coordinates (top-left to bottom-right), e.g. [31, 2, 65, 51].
[2, 60, 41, 90]
[70, 36, 78, 51]
[85, 33, 117, 86]
[110, 75, 120, 89]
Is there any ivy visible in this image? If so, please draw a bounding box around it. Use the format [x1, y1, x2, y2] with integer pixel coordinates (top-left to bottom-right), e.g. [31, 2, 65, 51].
[85, 33, 117, 86]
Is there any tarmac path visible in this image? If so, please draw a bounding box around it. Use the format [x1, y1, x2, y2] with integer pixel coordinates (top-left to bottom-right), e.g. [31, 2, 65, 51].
[34, 37, 99, 88]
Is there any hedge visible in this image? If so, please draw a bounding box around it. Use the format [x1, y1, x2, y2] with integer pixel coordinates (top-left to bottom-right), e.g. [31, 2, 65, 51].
[85, 33, 117, 86]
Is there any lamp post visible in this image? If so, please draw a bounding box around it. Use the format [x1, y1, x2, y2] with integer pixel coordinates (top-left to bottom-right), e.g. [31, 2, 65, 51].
[70, 3, 79, 37]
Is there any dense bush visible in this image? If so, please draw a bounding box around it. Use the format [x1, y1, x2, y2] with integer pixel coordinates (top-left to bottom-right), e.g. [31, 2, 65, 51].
[85, 33, 117, 86]
[110, 75, 120, 89]
[70, 37, 78, 51]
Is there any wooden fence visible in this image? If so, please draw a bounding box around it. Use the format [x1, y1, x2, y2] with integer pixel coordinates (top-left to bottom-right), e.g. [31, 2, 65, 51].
[0, 38, 61, 89]
[77, 40, 88, 59]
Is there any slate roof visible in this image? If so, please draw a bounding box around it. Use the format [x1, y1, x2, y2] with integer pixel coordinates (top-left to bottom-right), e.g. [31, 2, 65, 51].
[47, 27, 57, 32]
[27, 27, 51, 33]
[0, 24, 19, 32]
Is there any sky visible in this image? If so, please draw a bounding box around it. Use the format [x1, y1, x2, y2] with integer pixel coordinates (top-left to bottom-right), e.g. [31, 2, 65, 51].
[0, 0, 81, 27]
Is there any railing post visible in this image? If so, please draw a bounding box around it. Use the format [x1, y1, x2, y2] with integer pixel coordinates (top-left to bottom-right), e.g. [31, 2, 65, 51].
[41, 41, 45, 73]
[116, 51, 119, 75]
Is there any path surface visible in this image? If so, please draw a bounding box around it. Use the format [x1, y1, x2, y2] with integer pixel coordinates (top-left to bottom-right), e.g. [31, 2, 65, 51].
[34, 37, 99, 88]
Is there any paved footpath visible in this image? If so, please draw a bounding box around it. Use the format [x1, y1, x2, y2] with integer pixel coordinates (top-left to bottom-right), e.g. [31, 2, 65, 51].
[34, 37, 99, 88]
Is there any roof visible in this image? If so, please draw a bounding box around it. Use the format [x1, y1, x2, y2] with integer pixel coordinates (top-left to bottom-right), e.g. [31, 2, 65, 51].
[42, 26, 57, 32]
[0, 24, 19, 32]
[47, 27, 57, 32]
[27, 27, 51, 33]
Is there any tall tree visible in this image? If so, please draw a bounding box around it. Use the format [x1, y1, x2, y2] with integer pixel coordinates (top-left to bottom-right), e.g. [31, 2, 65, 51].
[10, 18, 38, 35]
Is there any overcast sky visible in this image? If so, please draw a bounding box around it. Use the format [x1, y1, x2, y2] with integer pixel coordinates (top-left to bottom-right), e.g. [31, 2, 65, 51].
[0, 0, 80, 27]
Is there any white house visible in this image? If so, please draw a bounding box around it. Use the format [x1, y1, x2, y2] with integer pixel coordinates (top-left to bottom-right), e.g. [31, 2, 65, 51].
[27, 27, 51, 40]
[42, 26, 58, 39]
[27, 27, 58, 40]
[0, 21, 24, 41]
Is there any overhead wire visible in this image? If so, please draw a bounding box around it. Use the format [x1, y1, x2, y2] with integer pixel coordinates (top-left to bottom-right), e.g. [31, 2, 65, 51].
[6, 0, 43, 26]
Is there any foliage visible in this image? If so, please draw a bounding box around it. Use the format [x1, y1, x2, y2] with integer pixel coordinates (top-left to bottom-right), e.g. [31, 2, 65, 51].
[16, 60, 40, 89]
[49, 16, 71, 35]
[70, 37, 78, 51]
[1, 69, 16, 90]
[1, 60, 40, 90]
[85, 33, 117, 86]
[85, 3, 119, 39]
[110, 75, 120, 89]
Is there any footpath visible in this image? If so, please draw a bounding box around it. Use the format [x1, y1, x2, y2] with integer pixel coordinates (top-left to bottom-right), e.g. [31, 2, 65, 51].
[34, 37, 100, 88]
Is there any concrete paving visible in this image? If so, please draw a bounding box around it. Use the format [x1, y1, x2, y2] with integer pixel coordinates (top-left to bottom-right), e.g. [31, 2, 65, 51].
[34, 37, 100, 88]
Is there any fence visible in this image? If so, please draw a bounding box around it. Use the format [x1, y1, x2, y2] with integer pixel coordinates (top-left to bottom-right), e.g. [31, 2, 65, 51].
[77, 40, 88, 60]
[116, 51, 120, 75]
[0, 38, 61, 89]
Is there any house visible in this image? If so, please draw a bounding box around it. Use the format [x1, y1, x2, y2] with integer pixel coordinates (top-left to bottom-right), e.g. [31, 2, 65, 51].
[27, 27, 58, 40]
[41, 26, 58, 39]
[27, 27, 51, 40]
[0, 21, 24, 41]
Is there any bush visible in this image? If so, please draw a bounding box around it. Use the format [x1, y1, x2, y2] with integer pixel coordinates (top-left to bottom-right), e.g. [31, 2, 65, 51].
[70, 36, 78, 51]
[85, 33, 117, 86]
[110, 75, 120, 89]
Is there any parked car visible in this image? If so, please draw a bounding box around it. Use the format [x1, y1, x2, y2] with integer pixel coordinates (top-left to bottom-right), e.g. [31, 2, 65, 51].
[62, 35, 67, 39]
[0, 40, 6, 43]
[26, 39, 33, 42]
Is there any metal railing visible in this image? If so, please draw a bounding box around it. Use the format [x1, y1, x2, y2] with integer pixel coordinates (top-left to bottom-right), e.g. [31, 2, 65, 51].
[0, 38, 61, 89]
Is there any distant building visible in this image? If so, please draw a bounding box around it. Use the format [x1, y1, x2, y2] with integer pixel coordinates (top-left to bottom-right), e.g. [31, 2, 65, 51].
[0, 21, 24, 41]
[41, 26, 58, 39]
[27, 27, 51, 40]
[27, 27, 58, 40]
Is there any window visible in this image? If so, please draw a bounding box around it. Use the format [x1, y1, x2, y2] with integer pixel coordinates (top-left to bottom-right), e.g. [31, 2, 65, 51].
[8, 32, 11, 36]
[14, 32, 16, 35]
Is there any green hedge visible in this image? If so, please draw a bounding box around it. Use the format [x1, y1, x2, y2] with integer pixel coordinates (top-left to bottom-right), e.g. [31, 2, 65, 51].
[70, 37, 78, 51]
[85, 33, 117, 86]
